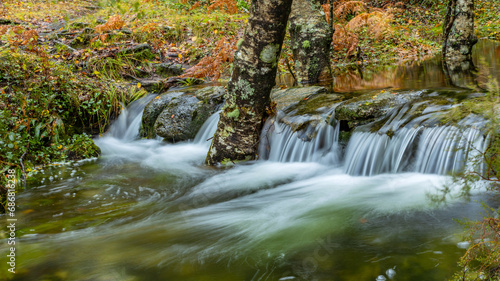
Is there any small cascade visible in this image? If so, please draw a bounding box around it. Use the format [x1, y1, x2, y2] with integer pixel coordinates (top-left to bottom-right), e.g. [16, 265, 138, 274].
[259, 110, 340, 164]
[193, 111, 220, 147]
[344, 103, 488, 176]
[107, 94, 157, 141]
[414, 119, 487, 174]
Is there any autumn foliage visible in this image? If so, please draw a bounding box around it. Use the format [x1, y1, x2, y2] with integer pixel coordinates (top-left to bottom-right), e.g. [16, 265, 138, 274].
[181, 37, 237, 81]
[95, 15, 125, 33]
[322, 0, 398, 60]
[191, 0, 238, 14]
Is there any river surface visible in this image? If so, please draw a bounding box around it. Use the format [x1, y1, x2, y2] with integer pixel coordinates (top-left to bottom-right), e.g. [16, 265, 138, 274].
[1, 40, 500, 281]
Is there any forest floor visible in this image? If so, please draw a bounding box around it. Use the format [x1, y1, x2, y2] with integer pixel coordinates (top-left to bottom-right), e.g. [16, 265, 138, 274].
[0, 0, 499, 191]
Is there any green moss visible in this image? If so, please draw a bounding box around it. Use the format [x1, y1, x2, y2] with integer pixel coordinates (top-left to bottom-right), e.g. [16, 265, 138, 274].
[220, 155, 253, 166]
[302, 40, 311, 48]
[227, 108, 240, 120]
[233, 78, 254, 100]
[259, 44, 280, 66]
[237, 38, 244, 49]
[220, 125, 235, 138]
[339, 131, 352, 143]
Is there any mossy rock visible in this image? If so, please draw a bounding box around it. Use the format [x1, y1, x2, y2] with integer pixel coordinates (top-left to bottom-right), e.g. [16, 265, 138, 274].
[140, 91, 184, 138]
[335, 90, 421, 129]
[194, 85, 226, 104]
[154, 95, 215, 142]
[152, 62, 184, 77]
[271, 86, 330, 111]
[141, 86, 225, 140]
[271, 86, 343, 132]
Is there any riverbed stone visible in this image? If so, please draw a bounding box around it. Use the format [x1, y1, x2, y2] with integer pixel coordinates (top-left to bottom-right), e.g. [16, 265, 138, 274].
[141, 86, 225, 141]
[335, 90, 421, 129]
[271, 86, 343, 132]
[140, 91, 184, 138]
[154, 95, 215, 142]
[153, 62, 184, 77]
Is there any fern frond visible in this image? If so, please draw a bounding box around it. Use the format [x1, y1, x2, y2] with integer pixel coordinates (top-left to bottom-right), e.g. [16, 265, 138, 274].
[345, 13, 370, 30]
[332, 23, 359, 57]
[181, 36, 236, 81]
[95, 15, 125, 33]
[334, 1, 366, 21]
[346, 10, 393, 39]
[207, 0, 238, 14]
[321, 4, 331, 24]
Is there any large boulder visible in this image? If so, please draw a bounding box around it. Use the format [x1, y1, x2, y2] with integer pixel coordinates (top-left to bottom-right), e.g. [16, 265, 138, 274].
[154, 95, 214, 141]
[335, 90, 421, 129]
[271, 86, 343, 134]
[140, 86, 225, 141]
[140, 91, 184, 138]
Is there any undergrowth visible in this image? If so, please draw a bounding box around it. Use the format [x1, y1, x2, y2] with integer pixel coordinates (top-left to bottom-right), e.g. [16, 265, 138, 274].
[441, 76, 500, 280]
[0, 23, 146, 212]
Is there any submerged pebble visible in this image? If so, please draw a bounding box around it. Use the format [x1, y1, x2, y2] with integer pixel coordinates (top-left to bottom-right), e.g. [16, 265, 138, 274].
[376, 275, 387, 281]
[386, 268, 396, 279]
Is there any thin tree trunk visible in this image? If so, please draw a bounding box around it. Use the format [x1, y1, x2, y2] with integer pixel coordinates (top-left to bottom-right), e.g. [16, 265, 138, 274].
[442, 0, 477, 72]
[206, 0, 293, 165]
[289, 0, 333, 84]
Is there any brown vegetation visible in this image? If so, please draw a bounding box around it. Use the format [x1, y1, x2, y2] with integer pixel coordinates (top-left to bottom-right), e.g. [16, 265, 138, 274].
[180, 36, 237, 81]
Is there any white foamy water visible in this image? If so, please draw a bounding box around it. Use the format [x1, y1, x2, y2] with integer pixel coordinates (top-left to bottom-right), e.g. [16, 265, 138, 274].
[4, 93, 492, 281]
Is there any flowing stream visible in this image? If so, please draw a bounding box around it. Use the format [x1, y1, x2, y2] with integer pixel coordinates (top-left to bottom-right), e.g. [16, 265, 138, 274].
[2, 41, 500, 281]
[0, 96, 492, 281]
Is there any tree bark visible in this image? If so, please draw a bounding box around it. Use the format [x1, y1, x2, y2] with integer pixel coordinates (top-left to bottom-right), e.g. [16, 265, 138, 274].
[289, 0, 333, 84]
[206, 0, 293, 166]
[442, 0, 477, 72]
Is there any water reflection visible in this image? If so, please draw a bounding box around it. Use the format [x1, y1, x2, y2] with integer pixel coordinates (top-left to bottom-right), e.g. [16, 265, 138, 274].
[328, 39, 500, 92]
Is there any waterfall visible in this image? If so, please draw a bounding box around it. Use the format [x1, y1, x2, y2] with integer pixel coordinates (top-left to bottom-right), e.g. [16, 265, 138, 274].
[107, 94, 157, 141]
[413, 120, 487, 174]
[193, 111, 220, 147]
[259, 110, 340, 164]
[343, 103, 488, 176]
[105, 90, 487, 177]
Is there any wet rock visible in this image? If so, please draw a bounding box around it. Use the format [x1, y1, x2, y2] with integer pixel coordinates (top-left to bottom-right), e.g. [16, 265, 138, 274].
[140, 92, 184, 138]
[131, 77, 167, 91]
[154, 95, 215, 141]
[152, 62, 184, 77]
[96, 18, 107, 24]
[271, 86, 328, 110]
[195, 85, 225, 104]
[271, 86, 343, 132]
[50, 20, 66, 32]
[335, 90, 420, 129]
[141, 86, 225, 141]
[69, 28, 95, 47]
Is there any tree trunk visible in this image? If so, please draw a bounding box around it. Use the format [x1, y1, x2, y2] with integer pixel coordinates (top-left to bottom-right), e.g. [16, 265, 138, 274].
[206, 0, 293, 166]
[442, 0, 477, 72]
[289, 0, 333, 84]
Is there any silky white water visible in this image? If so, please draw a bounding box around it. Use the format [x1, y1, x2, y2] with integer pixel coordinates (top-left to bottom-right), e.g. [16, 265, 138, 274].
[1, 94, 492, 281]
